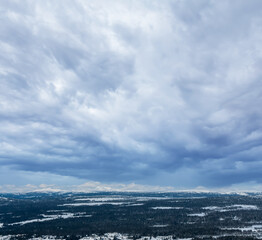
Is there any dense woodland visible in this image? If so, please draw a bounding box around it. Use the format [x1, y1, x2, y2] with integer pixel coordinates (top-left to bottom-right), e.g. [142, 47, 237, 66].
[1, 192, 262, 239]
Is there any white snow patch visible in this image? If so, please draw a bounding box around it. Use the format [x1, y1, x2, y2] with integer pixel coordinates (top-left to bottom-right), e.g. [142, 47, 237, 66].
[233, 216, 241, 221]
[78, 233, 191, 240]
[9, 212, 91, 226]
[152, 207, 183, 210]
[17, 233, 195, 240]
[152, 224, 169, 228]
[74, 197, 127, 202]
[28, 236, 65, 240]
[203, 204, 258, 212]
[9, 217, 58, 226]
[0, 197, 8, 200]
[62, 202, 128, 206]
[46, 210, 66, 213]
[0, 223, 3, 228]
[79, 233, 130, 240]
[127, 203, 144, 206]
[187, 213, 206, 217]
[0, 236, 13, 240]
[203, 206, 220, 211]
[176, 239, 192, 240]
[222, 224, 262, 233]
[136, 197, 172, 201]
[232, 204, 259, 210]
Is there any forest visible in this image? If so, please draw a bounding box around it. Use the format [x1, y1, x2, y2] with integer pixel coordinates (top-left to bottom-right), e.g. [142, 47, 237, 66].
[1, 192, 262, 239]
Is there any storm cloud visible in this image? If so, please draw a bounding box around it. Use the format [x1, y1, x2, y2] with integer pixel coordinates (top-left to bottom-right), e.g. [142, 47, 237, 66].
[1, 0, 262, 189]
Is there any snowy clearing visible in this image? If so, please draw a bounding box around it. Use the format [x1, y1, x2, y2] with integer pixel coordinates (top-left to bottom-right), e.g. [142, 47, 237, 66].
[221, 224, 262, 232]
[187, 213, 206, 217]
[61, 202, 128, 206]
[9, 212, 91, 226]
[151, 207, 183, 210]
[152, 225, 169, 228]
[74, 197, 128, 202]
[203, 204, 258, 212]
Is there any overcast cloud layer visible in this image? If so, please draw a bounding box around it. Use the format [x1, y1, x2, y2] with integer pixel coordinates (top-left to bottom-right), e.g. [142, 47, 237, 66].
[1, 0, 262, 190]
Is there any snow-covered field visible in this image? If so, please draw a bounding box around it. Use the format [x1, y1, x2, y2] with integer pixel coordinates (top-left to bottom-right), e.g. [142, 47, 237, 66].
[187, 213, 206, 217]
[136, 197, 172, 201]
[61, 202, 128, 206]
[127, 203, 144, 206]
[9, 212, 91, 226]
[203, 204, 259, 212]
[152, 225, 169, 228]
[74, 196, 173, 202]
[221, 224, 262, 233]
[74, 197, 128, 202]
[0, 233, 193, 240]
[151, 207, 183, 210]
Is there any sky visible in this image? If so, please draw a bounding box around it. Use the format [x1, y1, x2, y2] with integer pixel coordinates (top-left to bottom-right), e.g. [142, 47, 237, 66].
[1, 0, 262, 192]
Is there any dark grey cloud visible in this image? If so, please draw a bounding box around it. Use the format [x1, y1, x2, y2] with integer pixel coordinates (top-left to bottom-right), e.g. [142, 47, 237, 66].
[1, 0, 262, 189]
